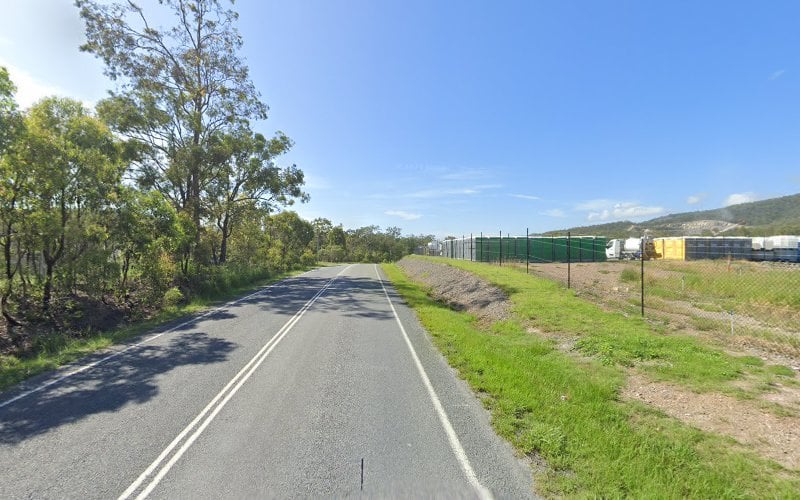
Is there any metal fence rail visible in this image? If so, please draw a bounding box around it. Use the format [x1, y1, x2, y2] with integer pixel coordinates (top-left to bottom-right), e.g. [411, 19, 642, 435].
[438, 233, 607, 264]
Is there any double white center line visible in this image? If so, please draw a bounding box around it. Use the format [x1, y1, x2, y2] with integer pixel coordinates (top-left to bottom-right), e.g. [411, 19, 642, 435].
[120, 266, 351, 500]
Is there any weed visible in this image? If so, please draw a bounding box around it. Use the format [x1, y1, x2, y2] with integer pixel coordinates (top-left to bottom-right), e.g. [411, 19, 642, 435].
[620, 268, 639, 283]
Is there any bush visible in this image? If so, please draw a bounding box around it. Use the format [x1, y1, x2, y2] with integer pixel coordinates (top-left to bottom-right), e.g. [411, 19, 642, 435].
[162, 286, 184, 308]
[301, 249, 316, 267]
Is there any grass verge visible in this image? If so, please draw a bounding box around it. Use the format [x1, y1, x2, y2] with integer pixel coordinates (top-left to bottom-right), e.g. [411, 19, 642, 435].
[383, 258, 800, 497]
[0, 268, 309, 393]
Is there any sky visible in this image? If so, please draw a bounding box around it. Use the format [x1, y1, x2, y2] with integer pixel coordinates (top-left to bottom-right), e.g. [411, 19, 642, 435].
[2, 1, 800, 238]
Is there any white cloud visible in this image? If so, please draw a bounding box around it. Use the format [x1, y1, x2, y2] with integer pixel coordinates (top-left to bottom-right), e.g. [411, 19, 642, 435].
[0, 59, 66, 109]
[540, 208, 566, 217]
[686, 193, 707, 205]
[769, 69, 786, 81]
[611, 202, 664, 218]
[579, 200, 664, 222]
[385, 210, 422, 221]
[575, 199, 614, 211]
[405, 184, 501, 199]
[587, 210, 610, 221]
[723, 192, 758, 206]
[511, 194, 540, 201]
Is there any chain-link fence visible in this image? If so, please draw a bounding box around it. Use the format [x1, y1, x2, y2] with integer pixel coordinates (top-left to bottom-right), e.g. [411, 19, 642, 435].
[426, 233, 800, 364]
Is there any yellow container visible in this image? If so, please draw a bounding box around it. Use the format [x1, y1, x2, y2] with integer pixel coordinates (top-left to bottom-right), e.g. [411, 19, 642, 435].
[654, 237, 686, 260]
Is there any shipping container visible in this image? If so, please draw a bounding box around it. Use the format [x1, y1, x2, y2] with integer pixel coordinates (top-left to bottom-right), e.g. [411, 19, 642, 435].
[653, 237, 686, 260]
[654, 237, 752, 260]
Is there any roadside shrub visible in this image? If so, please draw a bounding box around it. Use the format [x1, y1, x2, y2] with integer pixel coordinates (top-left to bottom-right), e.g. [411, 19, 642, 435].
[162, 286, 184, 308]
[301, 249, 316, 267]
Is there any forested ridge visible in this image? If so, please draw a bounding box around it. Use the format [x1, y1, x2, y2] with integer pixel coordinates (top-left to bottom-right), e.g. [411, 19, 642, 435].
[0, 0, 429, 356]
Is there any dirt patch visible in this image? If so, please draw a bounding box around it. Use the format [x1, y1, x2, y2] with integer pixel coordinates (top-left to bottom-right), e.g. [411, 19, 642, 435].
[397, 257, 511, 325]
[623, 374, 800, 470]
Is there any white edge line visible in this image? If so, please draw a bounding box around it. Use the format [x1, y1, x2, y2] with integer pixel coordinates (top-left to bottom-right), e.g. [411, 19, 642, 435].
[374, 264, 493, 500]
[0, 271, 316, 410]
[122, 264, 353, 499]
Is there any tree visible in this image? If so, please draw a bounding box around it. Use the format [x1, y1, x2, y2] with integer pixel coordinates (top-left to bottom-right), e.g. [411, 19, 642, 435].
[0, 67, 22, 153]
[310, 218, 332, 252]
[21, 97, 122, 310]
[77, 0, 268, 241]
[0, 67, 26, 326]
[206, 127, 307, 264]
[108, 187, 182, 295]
[267, 211, 314, 269]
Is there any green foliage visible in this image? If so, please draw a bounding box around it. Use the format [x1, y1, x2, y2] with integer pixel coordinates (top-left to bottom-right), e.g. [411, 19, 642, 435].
[312, 223, 432, 263]
[0, 5, 316, 363]
[78, 0, 272, 243]
[162, 287, 184, 308]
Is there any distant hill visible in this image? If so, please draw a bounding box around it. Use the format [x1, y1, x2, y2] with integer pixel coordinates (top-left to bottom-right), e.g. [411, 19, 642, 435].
[544, 193, 800, 238]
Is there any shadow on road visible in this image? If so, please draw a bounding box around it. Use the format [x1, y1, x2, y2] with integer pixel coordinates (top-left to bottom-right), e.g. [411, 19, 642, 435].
[249, 276, 396, 321]
[0, 270, 404, 444]
[0, 332, 236, 444]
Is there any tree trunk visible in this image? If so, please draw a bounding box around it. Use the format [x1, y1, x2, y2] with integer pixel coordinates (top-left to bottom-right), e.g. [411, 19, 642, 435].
[43, 259, 54, 312]
[219, 212, 230, 265]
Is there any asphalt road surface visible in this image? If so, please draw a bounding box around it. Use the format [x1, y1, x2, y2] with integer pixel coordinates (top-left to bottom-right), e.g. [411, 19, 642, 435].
[0, 264, 534, 498]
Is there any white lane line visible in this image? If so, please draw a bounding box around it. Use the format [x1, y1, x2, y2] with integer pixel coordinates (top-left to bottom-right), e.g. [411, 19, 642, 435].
[0, 274, 308, 410]
[121, 264, 353, 500]
[374, 264, 493, 500]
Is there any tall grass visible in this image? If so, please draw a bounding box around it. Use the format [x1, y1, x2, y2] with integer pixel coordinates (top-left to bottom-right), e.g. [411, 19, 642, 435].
[384, 258, 800, 497]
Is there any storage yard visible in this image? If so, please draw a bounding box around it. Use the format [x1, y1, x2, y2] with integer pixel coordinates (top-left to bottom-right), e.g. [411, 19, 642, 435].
[435, 234, 800, 263]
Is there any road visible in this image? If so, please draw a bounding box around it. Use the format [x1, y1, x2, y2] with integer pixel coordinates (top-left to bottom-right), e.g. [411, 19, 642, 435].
[0, 264, 534, 498]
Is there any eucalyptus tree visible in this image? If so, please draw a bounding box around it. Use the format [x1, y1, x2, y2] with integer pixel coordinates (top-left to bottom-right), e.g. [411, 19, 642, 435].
[0, 67, 26, 325]
[206, 128, 306, 264]
[76, 0, 268, 243]
[21, 97, 123, 311]
[267, 211, 314, 268]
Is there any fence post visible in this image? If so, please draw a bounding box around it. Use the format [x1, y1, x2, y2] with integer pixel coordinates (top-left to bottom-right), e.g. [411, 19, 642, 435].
[480, 232, 483, 262]
[526, 227, 529, 274]
[470, 233, 473, 261]
[499, 230, 503, 266]
[462, 234, 465, 260]
[641, 236, 645, 317]
[567, 231, 571, 289]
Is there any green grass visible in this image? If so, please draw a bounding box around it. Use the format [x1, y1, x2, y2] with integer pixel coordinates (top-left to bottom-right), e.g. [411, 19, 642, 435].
[383, 257, 800, 497]
[441, 258, 792, 393]
[0, 267, 308, 392]
[648, 260, 800, 312]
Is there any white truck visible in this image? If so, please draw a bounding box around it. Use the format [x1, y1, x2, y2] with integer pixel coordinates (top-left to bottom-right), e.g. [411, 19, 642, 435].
[605, 237, 652, 260]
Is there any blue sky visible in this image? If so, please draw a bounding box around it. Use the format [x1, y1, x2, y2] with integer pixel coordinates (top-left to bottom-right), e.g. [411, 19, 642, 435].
[2, 1, 800, 237]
